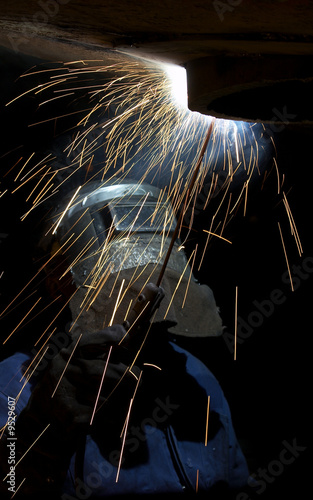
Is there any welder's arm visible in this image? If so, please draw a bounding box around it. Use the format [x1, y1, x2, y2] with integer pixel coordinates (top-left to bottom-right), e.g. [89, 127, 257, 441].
[0, 325, 139, 498]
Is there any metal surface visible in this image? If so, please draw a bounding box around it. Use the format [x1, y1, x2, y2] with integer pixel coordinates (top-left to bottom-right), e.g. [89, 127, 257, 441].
[0, 0, 312, 122]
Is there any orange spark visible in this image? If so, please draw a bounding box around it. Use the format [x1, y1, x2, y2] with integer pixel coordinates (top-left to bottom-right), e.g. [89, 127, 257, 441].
[51, 333, 82, 398]
[202, 230, 232, 245]
[3, 297, 42, 345]
[116, 370, 143, 482]
[278, 222, 294, 291]
[90, 345, 113, 425]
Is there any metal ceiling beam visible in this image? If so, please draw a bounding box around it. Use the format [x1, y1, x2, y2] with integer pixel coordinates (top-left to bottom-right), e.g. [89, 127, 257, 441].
[0, 0, 313, 122]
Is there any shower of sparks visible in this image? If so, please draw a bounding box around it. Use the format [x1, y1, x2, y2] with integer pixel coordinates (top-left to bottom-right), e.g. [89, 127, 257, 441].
[0, 233, 74, 322]
[0, 56, 304, 499]
[0, 54, 282, 376]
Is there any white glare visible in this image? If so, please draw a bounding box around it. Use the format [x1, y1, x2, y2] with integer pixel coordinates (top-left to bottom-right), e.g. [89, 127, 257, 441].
[164, 64, 188, 108]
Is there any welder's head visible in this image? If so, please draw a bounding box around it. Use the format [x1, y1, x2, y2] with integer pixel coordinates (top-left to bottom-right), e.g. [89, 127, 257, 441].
[40, 180, 222, 338]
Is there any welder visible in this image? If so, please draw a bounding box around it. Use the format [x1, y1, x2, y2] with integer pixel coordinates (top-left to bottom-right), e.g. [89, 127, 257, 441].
[0, 179, 249, 499]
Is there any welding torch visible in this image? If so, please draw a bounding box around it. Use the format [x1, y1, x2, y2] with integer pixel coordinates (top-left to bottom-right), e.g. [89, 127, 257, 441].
[123, 118, 215, 335]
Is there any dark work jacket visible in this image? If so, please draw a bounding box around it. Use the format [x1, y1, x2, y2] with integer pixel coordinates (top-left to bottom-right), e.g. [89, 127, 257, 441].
[0, 343, 249, 499]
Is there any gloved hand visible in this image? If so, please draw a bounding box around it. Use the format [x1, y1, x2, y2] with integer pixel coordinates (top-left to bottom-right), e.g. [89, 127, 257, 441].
[5, 324, 141, 497]
[23, 324, 140, 436]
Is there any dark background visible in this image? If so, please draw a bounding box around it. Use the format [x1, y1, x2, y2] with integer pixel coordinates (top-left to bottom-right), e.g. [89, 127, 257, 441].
[0, 48, 311, 499]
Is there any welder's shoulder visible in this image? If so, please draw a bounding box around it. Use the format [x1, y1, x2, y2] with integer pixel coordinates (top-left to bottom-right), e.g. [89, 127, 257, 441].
[170, 342, 227, 409]
[0, 352, 32, 423]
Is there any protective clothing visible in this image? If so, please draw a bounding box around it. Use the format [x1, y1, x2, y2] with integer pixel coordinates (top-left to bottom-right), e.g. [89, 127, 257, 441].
[0, 180, 244, 499]
[0, 332, 249, 499]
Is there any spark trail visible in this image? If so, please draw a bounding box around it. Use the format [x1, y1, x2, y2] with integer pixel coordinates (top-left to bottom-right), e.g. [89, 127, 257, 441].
[0, 53, 280, 367]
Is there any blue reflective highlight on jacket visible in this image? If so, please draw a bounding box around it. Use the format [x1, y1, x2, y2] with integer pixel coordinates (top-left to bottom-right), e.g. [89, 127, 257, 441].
[0, 343, 249, 497]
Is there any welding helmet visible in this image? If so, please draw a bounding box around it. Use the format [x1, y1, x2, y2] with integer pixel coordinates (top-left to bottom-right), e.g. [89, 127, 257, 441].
[41, 180, 223, 338]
